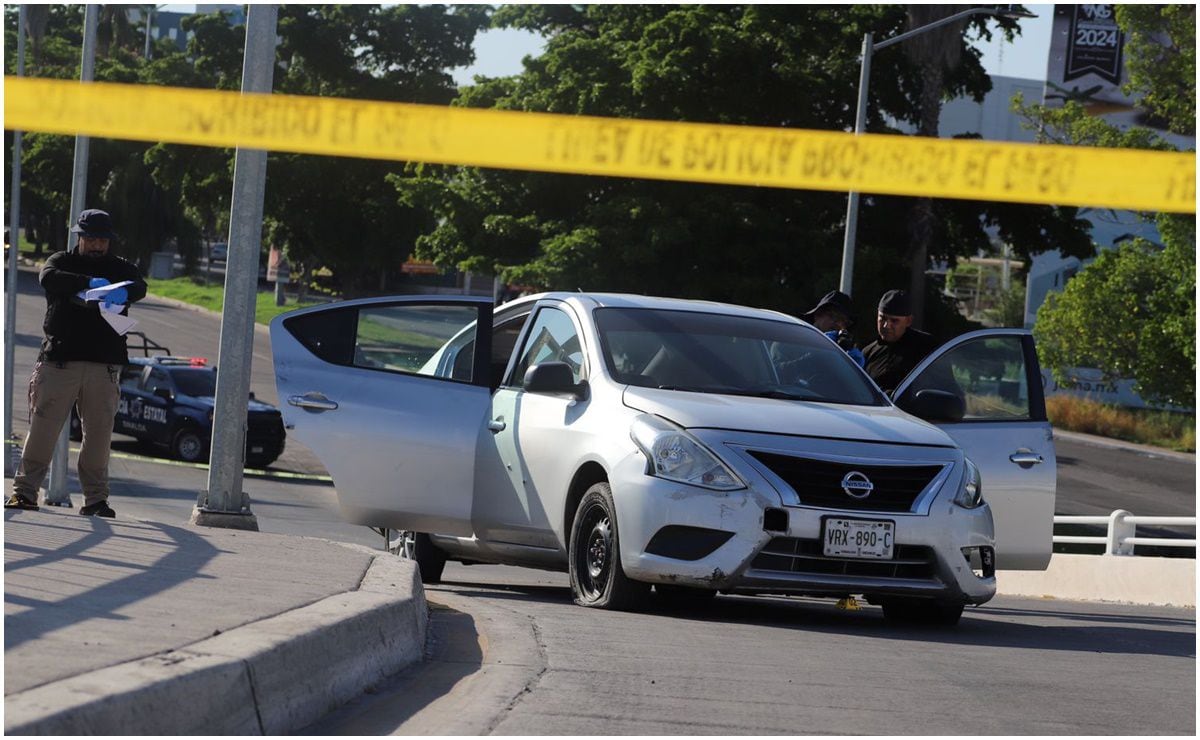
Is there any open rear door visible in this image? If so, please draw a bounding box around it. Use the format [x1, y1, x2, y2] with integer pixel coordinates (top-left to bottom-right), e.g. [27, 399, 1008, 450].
[270, 297, 492, 536]
[893, 329, 1056, 570]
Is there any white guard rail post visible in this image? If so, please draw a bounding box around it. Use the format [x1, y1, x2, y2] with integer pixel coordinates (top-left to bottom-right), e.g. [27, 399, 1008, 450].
[1053, 510, 1197, 556]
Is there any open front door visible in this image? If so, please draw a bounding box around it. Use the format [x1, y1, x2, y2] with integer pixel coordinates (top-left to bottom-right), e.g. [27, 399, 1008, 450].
[893, 329, 1056, 570]
[270, 297, 493, 536]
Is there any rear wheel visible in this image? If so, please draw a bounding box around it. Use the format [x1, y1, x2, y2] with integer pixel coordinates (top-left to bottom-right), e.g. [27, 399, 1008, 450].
[390, 531, 447, 584]
[171, 427, 207, 463]
[881, 597, 964, 626]
[569, 482, 649, 610]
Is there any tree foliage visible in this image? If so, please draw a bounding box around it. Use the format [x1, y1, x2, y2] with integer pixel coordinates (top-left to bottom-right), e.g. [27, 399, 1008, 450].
[401, 4, 1089, 342]
[1035, 216, 1195, 406]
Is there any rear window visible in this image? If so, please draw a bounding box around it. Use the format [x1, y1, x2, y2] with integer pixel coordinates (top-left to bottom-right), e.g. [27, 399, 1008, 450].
[595, 308, 885, 406]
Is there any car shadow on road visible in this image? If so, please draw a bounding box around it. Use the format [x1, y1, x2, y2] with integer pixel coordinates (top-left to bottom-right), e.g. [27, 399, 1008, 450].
[431, 579, 1194, 659]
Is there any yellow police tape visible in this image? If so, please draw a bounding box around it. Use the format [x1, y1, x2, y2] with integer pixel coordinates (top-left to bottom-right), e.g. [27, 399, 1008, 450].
[4, 76, 1195, 213]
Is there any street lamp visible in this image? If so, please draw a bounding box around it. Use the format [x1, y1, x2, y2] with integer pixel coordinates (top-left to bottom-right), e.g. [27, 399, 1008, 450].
[837, 5, 1038, 296]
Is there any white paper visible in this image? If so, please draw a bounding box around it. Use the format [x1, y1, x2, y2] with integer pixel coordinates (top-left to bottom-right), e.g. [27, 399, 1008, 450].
[100, 310, 137, 336]
[77, 280, 134, 303]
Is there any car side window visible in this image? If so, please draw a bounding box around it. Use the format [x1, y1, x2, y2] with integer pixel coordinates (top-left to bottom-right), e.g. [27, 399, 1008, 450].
[510, 306, 584, 388]
[898, 336, 1031, 421]
[144, 368, 172, 396]
[354, 304, 479, 377]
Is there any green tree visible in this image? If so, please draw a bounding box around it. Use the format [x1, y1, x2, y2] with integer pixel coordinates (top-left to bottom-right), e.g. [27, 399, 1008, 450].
[400, 4, 1089, 342]
[1035, 218, 1195, 406]
[1023, 5, 1195, 407]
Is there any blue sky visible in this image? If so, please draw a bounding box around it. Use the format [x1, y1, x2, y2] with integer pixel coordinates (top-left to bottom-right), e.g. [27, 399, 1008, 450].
[451, 6, 1055, 86]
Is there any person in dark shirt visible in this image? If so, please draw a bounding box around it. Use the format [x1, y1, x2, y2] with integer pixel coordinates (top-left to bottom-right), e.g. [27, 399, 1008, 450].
[800, 290, 865, 368]
[862, 289, 939, 394]
[5, 209, 147, 517]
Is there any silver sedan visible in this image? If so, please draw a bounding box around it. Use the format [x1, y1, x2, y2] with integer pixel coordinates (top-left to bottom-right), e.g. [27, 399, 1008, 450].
[271, 292, 1055, 626]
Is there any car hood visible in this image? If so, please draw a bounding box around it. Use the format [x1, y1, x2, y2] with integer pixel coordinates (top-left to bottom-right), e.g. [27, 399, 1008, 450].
[621, 386, 953, 447]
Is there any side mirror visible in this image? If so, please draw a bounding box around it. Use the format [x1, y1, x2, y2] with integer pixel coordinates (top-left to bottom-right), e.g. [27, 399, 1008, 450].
[153, 387, 173, 402]
[524, 361, 588, 401]
[898, 388, 964, 423]
[248, 392, 256, 401]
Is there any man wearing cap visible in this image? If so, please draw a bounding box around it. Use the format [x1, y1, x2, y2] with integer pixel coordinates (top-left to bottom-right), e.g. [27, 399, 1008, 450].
[801, 290, 865, 367]
[862, 289, 939, 394]
[5, 209, 147, 517]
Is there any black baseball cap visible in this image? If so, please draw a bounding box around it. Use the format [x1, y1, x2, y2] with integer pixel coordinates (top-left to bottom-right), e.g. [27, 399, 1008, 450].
[802, 290, 856, 327]
[878, 289, 912, 316]
[70, 209, 117, 240]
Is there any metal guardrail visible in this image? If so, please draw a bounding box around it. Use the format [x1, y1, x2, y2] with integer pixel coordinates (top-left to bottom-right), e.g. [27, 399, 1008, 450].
[1054, 510, 1197, 556]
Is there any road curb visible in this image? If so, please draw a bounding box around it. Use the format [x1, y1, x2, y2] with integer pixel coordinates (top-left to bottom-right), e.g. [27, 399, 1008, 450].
[3, 545, 427, 735]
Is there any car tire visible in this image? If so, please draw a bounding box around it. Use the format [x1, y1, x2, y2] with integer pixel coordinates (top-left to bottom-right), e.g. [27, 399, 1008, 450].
[68, 407, 82, 442]
[569, 482, 649, 610]
[171, 427, 207, 463]
[390, 531, 447, 584]
[654, 583, 717, 609]
[880, 597, 965, 626]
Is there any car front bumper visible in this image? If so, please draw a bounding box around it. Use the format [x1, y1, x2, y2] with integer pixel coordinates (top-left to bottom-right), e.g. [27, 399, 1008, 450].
[610, 448, 997, 606]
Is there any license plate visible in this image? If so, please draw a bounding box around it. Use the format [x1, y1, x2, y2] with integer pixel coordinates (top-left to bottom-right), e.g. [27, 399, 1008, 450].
[250, 446, 263, 453]
[823, 518, 895, 559]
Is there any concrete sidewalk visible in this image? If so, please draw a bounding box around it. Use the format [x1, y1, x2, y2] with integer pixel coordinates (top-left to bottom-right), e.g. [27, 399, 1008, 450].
[3, 507, 426, 734]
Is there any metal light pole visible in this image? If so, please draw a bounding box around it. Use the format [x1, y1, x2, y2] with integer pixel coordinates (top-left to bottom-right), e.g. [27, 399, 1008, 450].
[45, 3, 100, 507]
[191, 4, 278, 531]
[837, 5, 1037, 297]
[5, 4, 29, 478]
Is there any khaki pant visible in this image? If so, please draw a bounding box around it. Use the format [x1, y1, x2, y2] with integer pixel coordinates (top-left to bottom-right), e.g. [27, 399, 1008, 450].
[13, 361, 121, 507]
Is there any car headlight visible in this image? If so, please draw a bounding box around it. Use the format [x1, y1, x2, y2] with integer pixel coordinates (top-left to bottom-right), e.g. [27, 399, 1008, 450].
[953, 458, 983, 509]
[630, 414, 745, 491]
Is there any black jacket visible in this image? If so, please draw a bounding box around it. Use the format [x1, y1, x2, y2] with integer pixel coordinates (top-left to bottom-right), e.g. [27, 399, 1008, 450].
[862, 328, 940, 394]
[38, 247, 148, 365]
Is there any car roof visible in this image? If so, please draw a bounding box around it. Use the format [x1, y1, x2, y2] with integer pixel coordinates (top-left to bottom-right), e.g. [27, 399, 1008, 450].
[506, 291, 805, 326]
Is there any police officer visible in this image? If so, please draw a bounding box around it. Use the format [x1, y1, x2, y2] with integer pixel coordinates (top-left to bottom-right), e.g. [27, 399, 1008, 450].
[5, 209, 147, 517]
[862, 289, 939, 394]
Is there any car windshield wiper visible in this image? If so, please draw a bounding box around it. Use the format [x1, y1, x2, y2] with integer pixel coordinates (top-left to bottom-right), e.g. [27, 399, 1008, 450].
[720, 386, 828, 402]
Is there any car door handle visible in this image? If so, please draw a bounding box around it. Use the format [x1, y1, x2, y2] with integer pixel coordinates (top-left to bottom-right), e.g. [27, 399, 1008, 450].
[1009, 450, 1043, 466]
[488, 419, 506, 433]
[288, 393, 339, 411]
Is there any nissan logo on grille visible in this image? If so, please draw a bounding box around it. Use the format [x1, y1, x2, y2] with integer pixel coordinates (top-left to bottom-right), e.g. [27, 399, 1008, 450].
[841, 471, 874, 499]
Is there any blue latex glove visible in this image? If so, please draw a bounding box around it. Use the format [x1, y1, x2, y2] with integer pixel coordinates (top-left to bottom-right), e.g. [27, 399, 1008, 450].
[825, 330, 867, 368]
[102, 286, 129, 307]
[88, 277, 110, 288]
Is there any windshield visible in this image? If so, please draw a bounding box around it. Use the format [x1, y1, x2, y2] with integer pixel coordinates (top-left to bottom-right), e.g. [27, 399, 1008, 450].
[170, 368, 218, 397]
[595, 308, 885, 406]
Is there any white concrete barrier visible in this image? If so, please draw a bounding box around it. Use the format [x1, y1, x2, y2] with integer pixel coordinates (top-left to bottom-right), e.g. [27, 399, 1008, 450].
[998, 554, 1196, 608]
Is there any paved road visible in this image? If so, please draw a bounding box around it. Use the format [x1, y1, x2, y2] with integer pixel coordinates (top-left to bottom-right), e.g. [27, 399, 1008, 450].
[306, 562, 1196, 736]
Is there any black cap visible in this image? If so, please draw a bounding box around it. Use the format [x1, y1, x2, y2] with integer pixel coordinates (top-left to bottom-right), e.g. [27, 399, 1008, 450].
[802, 290, 856, 327]
[878, 289, 911, 316]
[70, 209, 117, 239]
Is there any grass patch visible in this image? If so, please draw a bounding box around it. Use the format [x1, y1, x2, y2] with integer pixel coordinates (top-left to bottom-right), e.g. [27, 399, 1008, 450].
[145, 276, 322, 325]
[1046, 395, 1195, 452]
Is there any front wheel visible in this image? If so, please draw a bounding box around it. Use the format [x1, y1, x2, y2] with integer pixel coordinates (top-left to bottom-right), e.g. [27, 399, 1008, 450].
[880, 597, 964, 626]
[390, 531, 447, 584]
[568, 482, 649, 610]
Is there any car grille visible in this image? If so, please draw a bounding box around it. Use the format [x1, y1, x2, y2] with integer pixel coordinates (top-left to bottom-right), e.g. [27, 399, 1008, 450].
[752, 537, 938, 580]
[748, 451, 943, 513]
